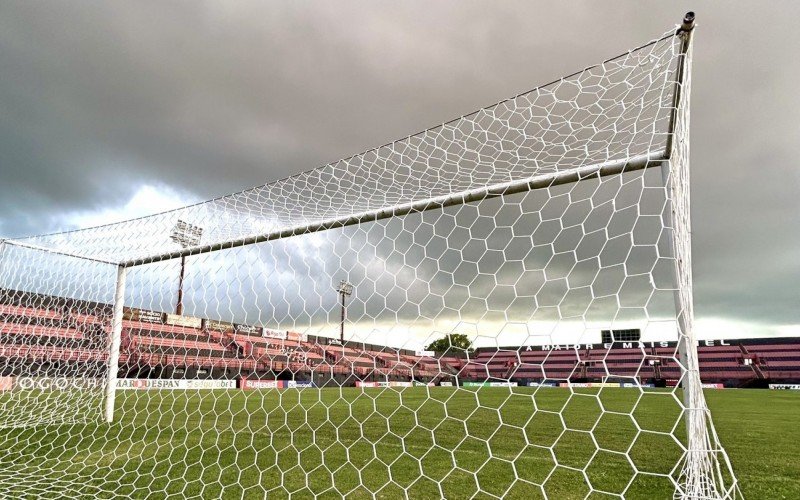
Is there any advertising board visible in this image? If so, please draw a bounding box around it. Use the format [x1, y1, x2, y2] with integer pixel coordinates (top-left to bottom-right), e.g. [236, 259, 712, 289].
[235, 324, 263, 336]
[117, 379, 236, 390]
[205, 320, 234, 333]
[164, 314, 203, 329]
[0, 377, 15, 391]
[355, 381, 413, 388]
[559, 382, 618, 388]
[263, 329, 288, 340]
[240, 379, 315, 390]
[462, 382, 518, 388]
[124, 308, 163, 324]
[14, 377, 104, 390]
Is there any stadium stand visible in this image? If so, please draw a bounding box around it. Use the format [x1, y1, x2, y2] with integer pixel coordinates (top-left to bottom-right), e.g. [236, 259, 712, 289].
[1, 288, 799, 388]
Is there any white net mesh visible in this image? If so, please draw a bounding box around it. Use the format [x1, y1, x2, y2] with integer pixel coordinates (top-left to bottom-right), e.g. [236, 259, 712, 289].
[0, 21, 740, 499]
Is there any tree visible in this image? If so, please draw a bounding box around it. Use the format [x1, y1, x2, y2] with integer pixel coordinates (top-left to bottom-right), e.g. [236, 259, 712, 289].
[426, 333, 473, 353]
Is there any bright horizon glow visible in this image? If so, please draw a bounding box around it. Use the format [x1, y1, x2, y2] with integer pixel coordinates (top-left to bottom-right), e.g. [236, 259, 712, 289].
[62, 184, 198, 231]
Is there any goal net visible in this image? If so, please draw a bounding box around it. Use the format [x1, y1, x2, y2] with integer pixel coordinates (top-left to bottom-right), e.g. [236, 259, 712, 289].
[0, 14, 740, 499]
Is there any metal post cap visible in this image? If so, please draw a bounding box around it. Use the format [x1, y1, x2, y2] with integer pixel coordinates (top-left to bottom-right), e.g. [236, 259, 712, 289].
[681, 12, 696, 32]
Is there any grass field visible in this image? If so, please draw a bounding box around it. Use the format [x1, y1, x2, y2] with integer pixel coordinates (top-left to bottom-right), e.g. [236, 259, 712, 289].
[0, 387, 797, 499]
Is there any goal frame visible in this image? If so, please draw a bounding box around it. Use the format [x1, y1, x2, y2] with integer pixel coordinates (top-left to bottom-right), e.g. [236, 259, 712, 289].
[0, 12, 741, 499]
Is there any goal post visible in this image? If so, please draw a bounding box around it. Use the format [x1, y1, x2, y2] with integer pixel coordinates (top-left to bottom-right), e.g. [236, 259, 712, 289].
[0, 12, 742, 499]
[104, 265, 127, 423]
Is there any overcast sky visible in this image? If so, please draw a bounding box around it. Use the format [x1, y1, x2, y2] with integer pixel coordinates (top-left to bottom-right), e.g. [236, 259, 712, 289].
[1, 1, 799, 341]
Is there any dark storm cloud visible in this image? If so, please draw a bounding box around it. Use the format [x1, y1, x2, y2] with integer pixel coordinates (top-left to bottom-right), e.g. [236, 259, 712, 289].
[1, 1, 799, 331]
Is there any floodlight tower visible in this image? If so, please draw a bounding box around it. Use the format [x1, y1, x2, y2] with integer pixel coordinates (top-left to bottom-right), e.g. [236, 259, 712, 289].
[336, 280, 353, 343]
[170, 220, 203, 315]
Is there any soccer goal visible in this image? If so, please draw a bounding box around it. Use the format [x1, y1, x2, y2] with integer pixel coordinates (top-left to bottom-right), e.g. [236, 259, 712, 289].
[0, 12, 740, 499]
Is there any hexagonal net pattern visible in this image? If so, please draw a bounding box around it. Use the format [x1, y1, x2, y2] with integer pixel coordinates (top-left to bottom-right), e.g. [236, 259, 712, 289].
[0, 23, 740, 499]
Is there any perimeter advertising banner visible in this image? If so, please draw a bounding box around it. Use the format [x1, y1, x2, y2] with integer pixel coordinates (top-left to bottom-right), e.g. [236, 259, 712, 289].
[2, 377, 239, 391]
[13, 377, 104, 390]
[263, 329, 288, 340]
[558, 382, 661, 388]
[240, 379, 314, 390]
[241, 379, 279, 389]
[164, 314, 203, 329]
[117, 379, 236, 390]
[123, 308, 164, 324]
[462, 382, 519, 388]
[205, 320, 234, 333]
[0, 377, 14, 391]
[235, 324, 263, 336]
[355, 381, 414, 388]
[559, 382, 619, 388]
[769, 384, 800, 390]
[286, 380, 314, 388]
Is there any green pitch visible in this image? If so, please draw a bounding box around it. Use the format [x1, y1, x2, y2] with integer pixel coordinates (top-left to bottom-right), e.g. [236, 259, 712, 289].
[0, 387, 797, 499]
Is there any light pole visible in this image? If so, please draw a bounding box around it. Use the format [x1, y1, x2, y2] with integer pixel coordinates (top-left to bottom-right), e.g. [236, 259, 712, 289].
[336, 280, 353, 343]
[170, 220, 203, 315]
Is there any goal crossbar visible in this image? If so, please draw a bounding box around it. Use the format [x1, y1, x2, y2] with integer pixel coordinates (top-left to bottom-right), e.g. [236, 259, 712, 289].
[118, 151, 668, 267]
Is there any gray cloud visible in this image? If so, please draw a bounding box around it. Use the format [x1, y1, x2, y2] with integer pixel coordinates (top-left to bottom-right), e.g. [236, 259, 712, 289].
[1, 1, 799, 333]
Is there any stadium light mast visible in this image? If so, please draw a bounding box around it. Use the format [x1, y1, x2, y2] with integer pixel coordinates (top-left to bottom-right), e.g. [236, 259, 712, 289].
[337, 280, 353, 343]
[170, 220, 203, 316]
